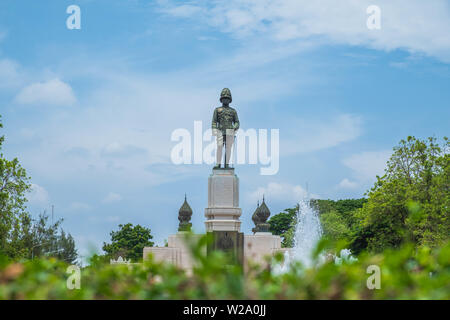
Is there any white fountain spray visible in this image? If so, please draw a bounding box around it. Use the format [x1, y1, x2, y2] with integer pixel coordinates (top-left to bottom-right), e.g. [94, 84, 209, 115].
[291, 197, 323, 267]
[273, 195, 324, 274]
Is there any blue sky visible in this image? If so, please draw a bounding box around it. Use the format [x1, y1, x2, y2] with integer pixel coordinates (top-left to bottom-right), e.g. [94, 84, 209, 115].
[1, 0, 449, 260]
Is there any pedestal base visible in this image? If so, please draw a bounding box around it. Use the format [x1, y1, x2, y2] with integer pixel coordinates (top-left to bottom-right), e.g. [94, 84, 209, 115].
[207, 231, 244, 267]
[143, 233, 204, 274]
[244, 233, 285, 268]
[204, 168, 242, 232]
[143, 232, 291, 273]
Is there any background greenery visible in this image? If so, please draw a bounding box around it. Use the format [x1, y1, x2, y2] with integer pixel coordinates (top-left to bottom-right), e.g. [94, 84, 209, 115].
[269, 136, 449, 255]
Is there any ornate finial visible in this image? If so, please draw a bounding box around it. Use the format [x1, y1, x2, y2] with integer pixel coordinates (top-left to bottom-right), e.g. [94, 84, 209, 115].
[178, 194, 192, 232]
[251, 196, 271, 234]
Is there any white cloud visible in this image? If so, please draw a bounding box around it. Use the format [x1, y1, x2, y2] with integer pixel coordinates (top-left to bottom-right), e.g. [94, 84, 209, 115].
[101, 142, 147, 158]
[249, 182, 320, 205]
[336, 150, 391, 192]
[102, 192, 122, 203]
[338, 178, 359, 189]
[342, 150, 391, 181]
[161, 0, 450, 62]
[11, 73, 217, 186]
[0, 30, 6, 42]
[15, 78, 76, 106]
[197, 36, 218, 41]
[0, 59, 23, 89]
[283, 114, 363, 155]
[164, 4, 204, 18]
[68, 202, 92, 212]
[28, 183, 50, 205]
[106, 216, 120, 223]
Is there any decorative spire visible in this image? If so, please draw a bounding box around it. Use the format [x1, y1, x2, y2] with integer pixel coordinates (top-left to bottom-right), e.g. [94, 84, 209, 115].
[178, 194, 192, 232]
[252, 196, 271, 234]
[258, 196, 270, 218]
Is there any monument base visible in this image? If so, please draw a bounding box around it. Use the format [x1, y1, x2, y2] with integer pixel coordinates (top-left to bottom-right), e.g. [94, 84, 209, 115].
[205, 168, 242, 232]
[244, 233, 289, 269]
[207, 231, 244, 267]
[143, 232, 290, 273]
[143, 232, 204, 274]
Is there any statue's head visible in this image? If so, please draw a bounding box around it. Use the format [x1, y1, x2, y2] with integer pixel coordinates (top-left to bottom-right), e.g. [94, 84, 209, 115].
[220, 88, 232, 105]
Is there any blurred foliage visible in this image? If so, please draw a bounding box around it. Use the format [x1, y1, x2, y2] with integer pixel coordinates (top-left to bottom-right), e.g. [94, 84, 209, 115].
[0, 235, 448, 300]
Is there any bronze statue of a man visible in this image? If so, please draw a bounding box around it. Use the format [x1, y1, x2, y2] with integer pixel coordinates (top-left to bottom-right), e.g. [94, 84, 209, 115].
[212, 88, 240, 169]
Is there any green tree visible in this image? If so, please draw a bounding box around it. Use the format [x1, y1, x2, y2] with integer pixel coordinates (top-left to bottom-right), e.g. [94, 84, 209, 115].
[319, 210, 350, 241]
[268, 207, 297, 236]
[0, 116, 31, 258]
[55, 230, 78, 264]
[0, 116, 78, 262]
[16, 211, 78, 263]
[351, 136, 449, 253]
[29, 212, 62, 259]
[313, 199, 367, 243]
[102, 223, 154, 262]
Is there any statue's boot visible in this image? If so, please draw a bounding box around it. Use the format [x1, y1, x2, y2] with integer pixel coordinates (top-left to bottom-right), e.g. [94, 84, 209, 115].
[213, 164, 221, 169]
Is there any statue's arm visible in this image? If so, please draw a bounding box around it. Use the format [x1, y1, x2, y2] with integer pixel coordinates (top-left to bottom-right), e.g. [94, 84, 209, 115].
[212, 108, 220, 136]
[233, 110, 240, 130]
[212, 108, 218, 129]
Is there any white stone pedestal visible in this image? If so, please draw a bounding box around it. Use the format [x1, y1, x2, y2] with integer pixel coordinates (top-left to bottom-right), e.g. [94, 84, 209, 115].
[204, 168, 242, 232]
[143, 232, 204, 274]
[244, 233, 287, 269]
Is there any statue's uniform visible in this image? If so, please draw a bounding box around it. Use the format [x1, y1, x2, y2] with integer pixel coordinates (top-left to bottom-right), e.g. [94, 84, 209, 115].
[212, 106, 240, 166]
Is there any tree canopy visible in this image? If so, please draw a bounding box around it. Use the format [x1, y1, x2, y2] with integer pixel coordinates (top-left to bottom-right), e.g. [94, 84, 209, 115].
[0, 116, 31, 257]
[102, 223, 154, 262]
[350, 136, 449, 253]
[268, 136, 449, 254]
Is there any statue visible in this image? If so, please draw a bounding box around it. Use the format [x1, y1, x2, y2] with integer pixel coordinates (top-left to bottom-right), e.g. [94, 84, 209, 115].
[212, 88, 240, 169]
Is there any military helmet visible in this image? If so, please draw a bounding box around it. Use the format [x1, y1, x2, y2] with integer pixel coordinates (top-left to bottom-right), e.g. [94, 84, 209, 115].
[220, 88, 232, 102]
